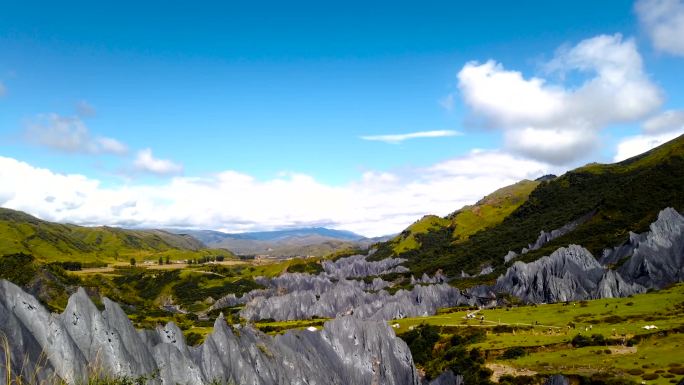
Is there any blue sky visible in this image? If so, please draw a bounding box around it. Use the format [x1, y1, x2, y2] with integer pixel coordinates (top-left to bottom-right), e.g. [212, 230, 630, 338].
[1, 0, 684, 236]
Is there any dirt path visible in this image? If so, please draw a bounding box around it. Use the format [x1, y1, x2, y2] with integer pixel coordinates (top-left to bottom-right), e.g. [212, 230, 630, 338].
[486, 363, 537, 382]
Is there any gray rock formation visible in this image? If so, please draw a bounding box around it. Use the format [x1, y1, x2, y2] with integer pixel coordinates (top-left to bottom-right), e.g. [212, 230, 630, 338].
[502, 211, 594, 263]
[323, 254, 409, 278]
[411, 272, 447, 285]
[525, 211, 595, 254]
[240, 279, 475, 321]
[209, 252, 472, 322]
[428, 370, 463, 385]
[615, 208, 684, 288]
[0, 280, 420, 385]
[543, 375, 570, 385]
[493, 208, 684, 304]
[495, 245, 645, 303]
[599, 231, 649, 266]
[503, 251, 518, 263]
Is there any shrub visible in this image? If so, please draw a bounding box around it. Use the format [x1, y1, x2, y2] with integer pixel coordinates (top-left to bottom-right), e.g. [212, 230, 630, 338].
[501, 346, 526, 359]
[185, 332, 204, 346]
[0, 253, 38, 285]
[400, 324, 440, 365]
[571, 333, 607, 347]
[642, 373, 659, 380]
[668, 367, 684, 375]
[450, 328, 486, 346]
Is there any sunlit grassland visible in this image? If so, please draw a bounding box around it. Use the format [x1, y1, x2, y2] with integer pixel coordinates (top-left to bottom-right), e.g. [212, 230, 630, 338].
[391, 284, 684, 384]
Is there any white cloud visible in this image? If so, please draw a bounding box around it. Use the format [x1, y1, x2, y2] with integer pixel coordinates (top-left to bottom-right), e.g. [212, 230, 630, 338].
[25, 113, 128, 155]
[457, 34, 662, 165]
[636, 0, 684, 56]
[613, 129, 684, 162]
[134, 148, 184, 176]
[643, 110, 684, 134]
[0, 151, 552, 237]
[361, 130, 461, 144]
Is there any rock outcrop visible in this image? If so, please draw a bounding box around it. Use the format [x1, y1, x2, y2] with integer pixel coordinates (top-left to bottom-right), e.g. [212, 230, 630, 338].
[543, 375, 570, 385]
[322, 254, 409, 278]
[615, 207, 684, 288]
[495, 245, 645, 303]
[240, 279, 475, 321]
[0, 280, 420, 385]
[494, 208, 684, 303]
[410, 272, 447, 285]
[208, 253, 474, 322]
[428, 370, 463, 385]
[525, 211, 595, 254]
[502, 211, 594, 263]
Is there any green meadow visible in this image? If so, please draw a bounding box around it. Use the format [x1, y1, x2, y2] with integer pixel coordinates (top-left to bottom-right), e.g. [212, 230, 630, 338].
[391, 284, 684, 384]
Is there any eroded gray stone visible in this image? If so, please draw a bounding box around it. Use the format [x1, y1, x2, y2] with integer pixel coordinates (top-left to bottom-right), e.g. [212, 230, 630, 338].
[0, 281, 421, 385]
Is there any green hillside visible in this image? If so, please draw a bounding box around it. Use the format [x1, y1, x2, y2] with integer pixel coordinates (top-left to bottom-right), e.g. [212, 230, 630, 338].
[0, 208, 234, 264]
[371, 134, 684, 278]
[386, 180, 540, 255]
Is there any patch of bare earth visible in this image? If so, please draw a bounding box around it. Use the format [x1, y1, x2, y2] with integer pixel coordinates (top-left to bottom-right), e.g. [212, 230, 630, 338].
[487, 363, 537, 382]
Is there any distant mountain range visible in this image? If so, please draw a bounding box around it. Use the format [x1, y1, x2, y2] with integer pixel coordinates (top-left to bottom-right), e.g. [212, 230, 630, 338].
[170, 227, 393, 257]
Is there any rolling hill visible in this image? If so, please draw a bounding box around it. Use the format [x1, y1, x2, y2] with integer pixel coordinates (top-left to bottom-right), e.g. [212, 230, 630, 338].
[173, 227, 389, 257]
[371, 133, 684, 278]
[0, 208, 233, 263]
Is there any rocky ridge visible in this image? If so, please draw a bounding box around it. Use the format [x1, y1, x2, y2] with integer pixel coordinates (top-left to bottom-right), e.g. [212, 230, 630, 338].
[0, 279, 420, 385]
[209, 254, 477, 321]
[503, 211, 595, 263]
[495, 207, 683, 303]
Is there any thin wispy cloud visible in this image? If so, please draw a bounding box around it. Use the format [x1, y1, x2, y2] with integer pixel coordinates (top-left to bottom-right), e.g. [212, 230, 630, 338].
[76, 100, 96, 117]
[439, 94, 455, 111]
[361, 130, 461, 144]
[24, 113, 128, 155]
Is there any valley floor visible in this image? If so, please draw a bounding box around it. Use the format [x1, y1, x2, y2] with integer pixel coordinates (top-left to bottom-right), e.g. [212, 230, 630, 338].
[390, 284, 684, 384]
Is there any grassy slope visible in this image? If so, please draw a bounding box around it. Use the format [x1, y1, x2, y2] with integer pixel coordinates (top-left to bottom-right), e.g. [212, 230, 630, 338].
[0, 208, 234, 263]
[394, 284, 684, 385]
[372, 134, 684, 277]
[386, 180, 540, 255]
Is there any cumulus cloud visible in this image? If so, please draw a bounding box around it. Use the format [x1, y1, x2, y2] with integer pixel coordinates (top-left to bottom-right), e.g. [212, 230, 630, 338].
[613, 109, 684, 162]
[643, 110, 684, 134]
[361, 130, 461, 144]
[636, 0, 684, 56]
[613, 129, 684, 162]
[0, 151, 552, 237]
[134, 148, 184, 175]
[25, 113, 128, 155]
[457, 34, 662, 164]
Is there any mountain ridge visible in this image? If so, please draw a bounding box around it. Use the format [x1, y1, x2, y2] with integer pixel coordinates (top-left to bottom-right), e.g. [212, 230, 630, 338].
[172, 227, 392, 257]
